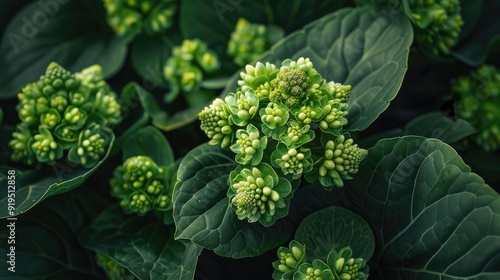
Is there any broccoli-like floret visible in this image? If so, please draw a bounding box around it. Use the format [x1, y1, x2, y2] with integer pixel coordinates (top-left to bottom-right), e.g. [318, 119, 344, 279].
[227, 18, 284, 66]
[9, 62, 120, 167]
[110, 156, 173, 216]
[452, 64, 500, 151]
[102, 0, 177, 38]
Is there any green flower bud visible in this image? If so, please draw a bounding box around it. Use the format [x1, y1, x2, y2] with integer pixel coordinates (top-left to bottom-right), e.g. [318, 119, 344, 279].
[230, 124, 268, 165]
[269, 67, 311, 107]
[228, 163, 292, 226]
[199, 98, 234, 148]
[318, 94, 349, 135]
[325, 81, 351, 104]
[410, 0, 463, 55]
[110, 155, 172, 216]
[294, 259, 334, 280]
[280, 121, 315, 148]
[327, 247, 368, 280]
[9, 124, 36, 165]
[292, 99, 324, 125]
[63, 106, 88, 128]
[31, 126, 64, 164]
[272, 241, 307, 280]
[306, 134, 367, 189]
[271, 143, 312, 179]
[238, 62, 279, 92]
[40, 109, 61, 128]
[93, 89, 122, 125]
[226, 89, 260, 126]
[68, 124, 110, 168]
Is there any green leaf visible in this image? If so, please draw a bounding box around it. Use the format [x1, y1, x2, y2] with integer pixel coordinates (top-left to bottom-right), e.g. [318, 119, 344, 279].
[0, 0, 127, 99]
[452, 0, 500, 66]
[343, 136, 500, 279]
[403, 111, 476, 143]
[80, 205, 202, 280]
[294, 205, 375, 262]
[0, 131, 114, 218]
[0, 188, 107, 279]
[223, 6, 413, 131]
[130, 34, 171, 89]
[122, 126, 174, 166]
[173, 143, 295, 258]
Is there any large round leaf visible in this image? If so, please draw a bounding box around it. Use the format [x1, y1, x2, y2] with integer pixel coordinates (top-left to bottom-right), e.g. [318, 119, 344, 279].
[173, 143, 294, 258]
[344, 136, 500, 279]
[0, 0, 127, 99]
[295, 205, 375, 262]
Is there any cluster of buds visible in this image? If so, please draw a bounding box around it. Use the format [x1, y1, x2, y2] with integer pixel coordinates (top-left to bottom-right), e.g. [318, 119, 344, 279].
[199, 57, 367, 224]
[9, 62, 118, 167]
[102, 0, 177, 39]
[163, 39, 221, 102]
[273, 241, 368, 280]
[110, 155, 174, 215]
[227, 18, 284, 66]
[95, 253, 135, 280]
[409, 0, 463, 55]
[452, 64, 500, 151]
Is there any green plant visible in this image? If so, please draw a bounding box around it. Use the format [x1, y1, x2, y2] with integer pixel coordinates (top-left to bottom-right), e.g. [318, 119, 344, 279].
[8, 62, 118, 168]
[1, 1, 499, 279]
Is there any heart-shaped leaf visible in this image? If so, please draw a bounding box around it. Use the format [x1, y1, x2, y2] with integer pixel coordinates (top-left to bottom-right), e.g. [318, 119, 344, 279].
[343, 136, 500, 279]
[122, 126, 174, 166]
[173, 143, 295, 258]
[295, 205, 376, 262]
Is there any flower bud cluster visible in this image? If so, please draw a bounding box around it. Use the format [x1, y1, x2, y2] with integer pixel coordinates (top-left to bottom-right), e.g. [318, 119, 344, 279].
[110, 155, 173, 215]
[228, 163, 292, 226]
[199, 57, 368, 224]
[227, 18, 284, 66]
[452, 65, 500, 151]
[273, 241, 368, 280]
[95, 253, 136, 280]
[163, 39, 221, 102]
[9, 62, 119, 166]
[103, 0, 176, 38]
[409, 0, 463, 55]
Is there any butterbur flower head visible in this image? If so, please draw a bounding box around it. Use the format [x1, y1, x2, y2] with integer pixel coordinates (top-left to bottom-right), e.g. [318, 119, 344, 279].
[260, 102, 289, 129]
[307, 134, 367, 189]
[110, 155, 171, 215]
[294, 260, 334, 280]
[228, 163, 292, 226]
[325, 81, 351, 104]
[318, 97, 349, 135]
[280, 121, 315, 149]
[292, 100, 324, 125]
[198, 98, 234, 148]
[226, 89, 260, 126]
[271, 143, 312, 179]
[327, 246, 368, 280]
[68, 124, 110, 168]
[31, 126, 63, 164]
[272, 240, 306, 279]
[238, 62, 279, 92]
[9, 125, 35, 165]
[230, 124, 268, 165]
